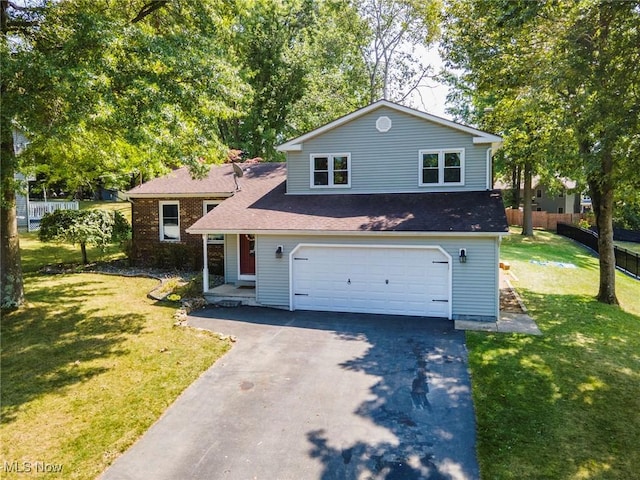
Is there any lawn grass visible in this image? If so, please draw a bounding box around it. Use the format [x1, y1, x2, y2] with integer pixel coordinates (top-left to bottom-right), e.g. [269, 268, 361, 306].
[19, 201, 132, 271]
[470, 228, 640, 479]
[615, 240, 640, 255]
[19, 232, 126, 273]
[1, 236, 229, 479]
[79, 200, 131, 224]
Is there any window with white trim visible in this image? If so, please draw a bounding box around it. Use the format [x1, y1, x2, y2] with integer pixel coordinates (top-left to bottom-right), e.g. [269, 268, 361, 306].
[203, 201, 224, 244]
[418, 149, 464, 186]
[310, 153, 351, 188]
[159, 201, 180, 241]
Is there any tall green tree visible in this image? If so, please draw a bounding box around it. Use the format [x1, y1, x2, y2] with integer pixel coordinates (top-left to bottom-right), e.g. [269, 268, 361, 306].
[217, 0, 371, 160]
[441, 0, 570, 237]
[558, 1, 640, 303]
[289, 0, 371, 133]
[216, 0, 313, 160]
[442, 0, 640, 304]
[1, 0, 248, 308]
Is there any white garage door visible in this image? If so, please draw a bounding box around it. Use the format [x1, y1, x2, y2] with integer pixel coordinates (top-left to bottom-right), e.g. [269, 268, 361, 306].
[291, 245, 451, 318]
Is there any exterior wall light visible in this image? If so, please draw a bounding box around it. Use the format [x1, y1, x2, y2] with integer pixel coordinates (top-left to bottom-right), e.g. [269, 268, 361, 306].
[275, 245, 284, 259]
[459, 248, 467, 263]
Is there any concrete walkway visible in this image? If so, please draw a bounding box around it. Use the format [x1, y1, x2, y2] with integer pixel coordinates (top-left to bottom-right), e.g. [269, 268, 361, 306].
[455, 312, 542, 335]
[456, 272, 542, 336]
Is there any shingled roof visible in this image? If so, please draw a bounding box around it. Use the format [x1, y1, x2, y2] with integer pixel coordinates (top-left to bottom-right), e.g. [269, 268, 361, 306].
[126, 163, 238, 197]
[187, 162, 509, 235]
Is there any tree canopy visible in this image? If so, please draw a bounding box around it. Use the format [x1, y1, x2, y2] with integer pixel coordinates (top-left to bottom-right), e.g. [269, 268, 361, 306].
[442, 0, 640, 304]
[0, 0, 379, 307]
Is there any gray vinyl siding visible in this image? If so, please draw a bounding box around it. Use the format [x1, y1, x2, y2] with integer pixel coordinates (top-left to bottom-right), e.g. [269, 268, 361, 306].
[287, 106, 490, 195]
[255, 234, 499, 319]
[16, 193, 28, 229]
[535, 187, 580, 214]
[224, 234, 238, 284]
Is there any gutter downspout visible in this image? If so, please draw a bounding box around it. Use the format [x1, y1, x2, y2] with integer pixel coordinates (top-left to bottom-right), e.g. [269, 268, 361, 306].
[202, 235, 209, 293]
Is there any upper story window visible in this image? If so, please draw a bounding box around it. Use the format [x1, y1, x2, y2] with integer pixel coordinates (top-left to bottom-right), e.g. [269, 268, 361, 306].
[203, 201, 224, 244]
[159, 201, 180, 242]
[419, 149, 465, 186]
[310, 153, 351, 188]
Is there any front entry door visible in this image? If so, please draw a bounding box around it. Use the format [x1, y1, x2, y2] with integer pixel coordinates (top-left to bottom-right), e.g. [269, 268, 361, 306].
[239, 234, 256, 278]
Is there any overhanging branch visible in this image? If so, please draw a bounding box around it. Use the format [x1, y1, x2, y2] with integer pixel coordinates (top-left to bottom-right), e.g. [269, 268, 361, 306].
[131, 0, 168, 24]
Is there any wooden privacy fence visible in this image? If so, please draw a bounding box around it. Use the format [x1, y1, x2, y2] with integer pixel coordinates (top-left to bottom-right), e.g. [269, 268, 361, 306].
[557, 223, 639, 279]
[505, 209, 584, 231]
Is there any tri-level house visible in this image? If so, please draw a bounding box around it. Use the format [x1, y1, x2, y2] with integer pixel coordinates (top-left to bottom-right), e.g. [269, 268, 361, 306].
[175, 100, 508, 321]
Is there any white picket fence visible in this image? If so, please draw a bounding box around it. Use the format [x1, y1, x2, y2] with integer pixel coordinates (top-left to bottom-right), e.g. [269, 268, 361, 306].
[28, 201, 79, 231]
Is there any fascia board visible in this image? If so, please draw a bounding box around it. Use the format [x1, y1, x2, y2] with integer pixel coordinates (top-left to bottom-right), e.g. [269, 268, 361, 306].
[126, 192, 234, 199]
[186, 228, 508, 238]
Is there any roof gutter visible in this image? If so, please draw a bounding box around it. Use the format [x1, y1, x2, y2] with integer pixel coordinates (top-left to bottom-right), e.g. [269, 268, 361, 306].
[186, 228, 509, 238]
[126, 192, 234, 199]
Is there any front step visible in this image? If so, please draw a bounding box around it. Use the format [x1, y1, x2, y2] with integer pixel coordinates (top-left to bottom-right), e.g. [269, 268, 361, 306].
[213, 299, 243, 308]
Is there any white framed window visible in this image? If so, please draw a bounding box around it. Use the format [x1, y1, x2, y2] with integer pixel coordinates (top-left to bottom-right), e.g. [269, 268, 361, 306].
[203, 201, 224, 244]
[418, 149, 464, 186]
[159, 201, 180, 242]
[310, 153, 351, 188]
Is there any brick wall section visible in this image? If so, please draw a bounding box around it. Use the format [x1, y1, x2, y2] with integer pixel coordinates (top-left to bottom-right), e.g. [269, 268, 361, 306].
[130, 197, 226, 273]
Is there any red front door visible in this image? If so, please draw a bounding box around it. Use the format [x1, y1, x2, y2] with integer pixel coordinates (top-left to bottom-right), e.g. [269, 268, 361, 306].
[239, 234, 256, 276]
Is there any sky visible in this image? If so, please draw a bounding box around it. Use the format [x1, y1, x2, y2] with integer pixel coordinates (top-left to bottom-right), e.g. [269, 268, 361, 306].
[409, 44, 452, 120]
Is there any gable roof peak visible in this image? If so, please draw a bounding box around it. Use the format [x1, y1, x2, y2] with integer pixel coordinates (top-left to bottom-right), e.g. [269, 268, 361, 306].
[277, 100, 502, 152]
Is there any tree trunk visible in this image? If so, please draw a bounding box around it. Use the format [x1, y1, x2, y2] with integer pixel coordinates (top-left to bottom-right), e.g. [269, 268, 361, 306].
[80, 242, 88, 264]
[1, 134, 25, 308]
[521, 161, 533, 236]
[588, 154, 618, 305]
[513, 164, 522, 208]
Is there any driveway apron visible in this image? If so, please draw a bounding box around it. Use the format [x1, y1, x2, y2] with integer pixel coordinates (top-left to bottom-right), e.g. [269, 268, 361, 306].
[100, 307, 479, 480]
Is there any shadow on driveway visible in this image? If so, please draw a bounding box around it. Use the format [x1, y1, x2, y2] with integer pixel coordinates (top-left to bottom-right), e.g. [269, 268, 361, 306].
[101, 307, 479, 480]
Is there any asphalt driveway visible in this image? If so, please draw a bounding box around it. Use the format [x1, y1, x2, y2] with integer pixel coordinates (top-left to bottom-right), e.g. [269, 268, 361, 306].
[101, 307, 479, 480]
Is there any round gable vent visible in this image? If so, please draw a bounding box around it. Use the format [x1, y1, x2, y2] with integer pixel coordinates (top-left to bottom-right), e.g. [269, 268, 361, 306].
[376, 115, 392, 133]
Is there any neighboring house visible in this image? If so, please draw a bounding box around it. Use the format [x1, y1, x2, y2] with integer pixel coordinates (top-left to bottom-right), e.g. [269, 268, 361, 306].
[180, 100, 508, 321]
[496, 177, 582, 214]
[532, 178, 581, 214]
[15, 174, 79, 231]
[13, 132, 79, 231]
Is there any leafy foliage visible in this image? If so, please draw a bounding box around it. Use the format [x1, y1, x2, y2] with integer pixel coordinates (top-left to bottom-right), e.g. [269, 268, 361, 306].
[39, 209, 130, 264]
[441, 0, 640, 303]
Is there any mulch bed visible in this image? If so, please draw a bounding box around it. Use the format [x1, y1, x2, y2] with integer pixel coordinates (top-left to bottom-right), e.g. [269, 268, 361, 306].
[39, 259, 196, 282]
[500, 286, 525, 313]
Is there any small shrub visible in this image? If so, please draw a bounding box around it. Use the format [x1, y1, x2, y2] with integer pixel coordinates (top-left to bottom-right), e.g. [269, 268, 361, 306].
[39, 209, 131, 264]
[578, 218, 591, 230]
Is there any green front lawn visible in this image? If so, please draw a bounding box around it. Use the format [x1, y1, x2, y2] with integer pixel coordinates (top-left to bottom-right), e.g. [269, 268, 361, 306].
[1, 236, 228, 479]
[471, 228, 640, 479]
[615, 240, 640, 255]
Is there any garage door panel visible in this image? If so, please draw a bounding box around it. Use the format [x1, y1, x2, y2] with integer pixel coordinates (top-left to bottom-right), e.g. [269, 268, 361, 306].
[292, 245, 451, 318]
